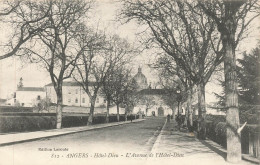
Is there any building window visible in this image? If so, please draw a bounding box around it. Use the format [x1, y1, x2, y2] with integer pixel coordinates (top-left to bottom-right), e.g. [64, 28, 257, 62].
[82, 98, 85, 103]
[76, 89, 78, 94]
[68, 99, 71, 103]
[75, 98, 78, 103]
[96, 98, 99, 103]
[37, 95, 41, 100]
[104, 99, 106, 103]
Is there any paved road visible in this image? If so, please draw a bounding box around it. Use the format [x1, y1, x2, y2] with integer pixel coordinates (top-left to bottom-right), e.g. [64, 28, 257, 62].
[0, 117, 166, 165]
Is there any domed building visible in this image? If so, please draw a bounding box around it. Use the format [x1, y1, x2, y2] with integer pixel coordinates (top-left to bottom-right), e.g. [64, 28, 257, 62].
[132, 67, 148, 91]
[132, 67, 173, 117]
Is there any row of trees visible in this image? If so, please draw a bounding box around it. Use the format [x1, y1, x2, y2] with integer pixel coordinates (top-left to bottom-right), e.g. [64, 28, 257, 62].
[0, 1, 137, 127]
[119, 0, 259, 163]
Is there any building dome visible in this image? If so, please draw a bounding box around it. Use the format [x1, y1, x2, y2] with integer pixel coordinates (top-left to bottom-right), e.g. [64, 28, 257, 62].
[133, 67, 148, 91]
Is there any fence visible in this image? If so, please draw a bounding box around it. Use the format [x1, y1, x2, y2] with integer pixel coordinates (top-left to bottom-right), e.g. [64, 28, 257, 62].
[248, 129, 259, 158]
[193, 116, 259, 159]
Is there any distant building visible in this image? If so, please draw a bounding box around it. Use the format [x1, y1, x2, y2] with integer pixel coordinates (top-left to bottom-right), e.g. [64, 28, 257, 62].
[15, 87, 45, 107]
[133, 88, 173, 116]
[132, 67, 148, 91]
[132, 68, 173, 116]
[45, 81, 106, 107]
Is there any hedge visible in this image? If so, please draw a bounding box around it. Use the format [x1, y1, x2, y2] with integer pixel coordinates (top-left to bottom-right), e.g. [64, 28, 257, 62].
[205, 121, 227, 148]
[0, 112, 56, 116]
[189, 114, 259, 155]
[0, 114, 138, 133]
[62, 116, 89, 128]
[203, 120, 258, 154]
[0, 116, 56, 133]
[0, 106, 33, 113]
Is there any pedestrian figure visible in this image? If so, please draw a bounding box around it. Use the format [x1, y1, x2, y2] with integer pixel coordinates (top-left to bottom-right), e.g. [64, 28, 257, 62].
[176, 115, 182, 131]
[167, 114, 170, 122]
[130, 114, 133, 122]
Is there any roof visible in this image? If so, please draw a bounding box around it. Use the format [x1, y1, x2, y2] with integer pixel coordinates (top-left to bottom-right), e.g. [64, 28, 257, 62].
[17, 87, 45, 92]
[138, 89, 168, 95]
[45, 81, 97, 87]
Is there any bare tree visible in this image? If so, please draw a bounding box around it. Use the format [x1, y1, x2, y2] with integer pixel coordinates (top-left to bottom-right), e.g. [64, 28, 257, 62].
[74, 32, 134, 125]
[73, 28, 108, 125]
[19, 0, 93, 129]
[154, 55, 195, 128]
[198, 0, 260, 163]
[0, 1, 21, 16]
[120, 0, 223, 138]
[109, 68, 132, 122]
[102, 67, 135, 122]
[102, 69, 114, 123]
[0, 0, 51, 60]
[122, 75, 138, 121]
[102, 35, 135, 122]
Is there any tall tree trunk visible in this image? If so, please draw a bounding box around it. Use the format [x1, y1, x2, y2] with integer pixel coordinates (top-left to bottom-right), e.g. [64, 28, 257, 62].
[177, 102, 182, 131]
[199, 1, 244, 162]
[221, 3, 242, 161]
[125, 111, 128, 121]
[106, 100, 110, 123]
[56, 96, 62, 129]
[116, 104, 120, 122]
[172, 107, 175, 121]
[187, 88, 193, 130]
[88, 97, 96, 125]
[197, 82, 206, 139]
[224, 38, 241, 163]
[177, 102, 180, 116]
[184, 104, 188, 127]
[56, 86, 63, 129]
[179, 102, 182, 115]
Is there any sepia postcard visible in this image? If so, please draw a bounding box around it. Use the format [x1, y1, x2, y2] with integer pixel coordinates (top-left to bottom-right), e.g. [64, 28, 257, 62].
[0, 0, 259, 165]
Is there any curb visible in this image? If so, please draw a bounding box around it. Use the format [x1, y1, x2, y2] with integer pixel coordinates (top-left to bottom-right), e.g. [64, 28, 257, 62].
[0, 119, 145, 147]
[242, 154, 259, 164]
[149, 119, 168, 153]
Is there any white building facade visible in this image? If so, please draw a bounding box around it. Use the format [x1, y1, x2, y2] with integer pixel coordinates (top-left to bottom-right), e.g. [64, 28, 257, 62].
[45, 81, 106, 107]
[15, 87, 46, 107]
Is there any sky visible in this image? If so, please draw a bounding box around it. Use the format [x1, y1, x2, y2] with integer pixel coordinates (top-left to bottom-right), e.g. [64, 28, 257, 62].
[0, 0, 259, 103]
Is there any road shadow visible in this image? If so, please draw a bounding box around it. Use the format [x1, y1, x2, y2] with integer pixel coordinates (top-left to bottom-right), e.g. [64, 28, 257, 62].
[199, 139, 227, 160]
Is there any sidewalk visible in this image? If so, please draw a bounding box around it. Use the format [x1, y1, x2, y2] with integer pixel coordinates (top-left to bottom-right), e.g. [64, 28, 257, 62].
[0, 119, 145, 146]
[146, 119, 258, 165]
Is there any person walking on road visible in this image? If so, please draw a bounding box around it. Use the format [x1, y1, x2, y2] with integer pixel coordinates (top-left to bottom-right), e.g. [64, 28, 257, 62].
[167, 114, 171, 122]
